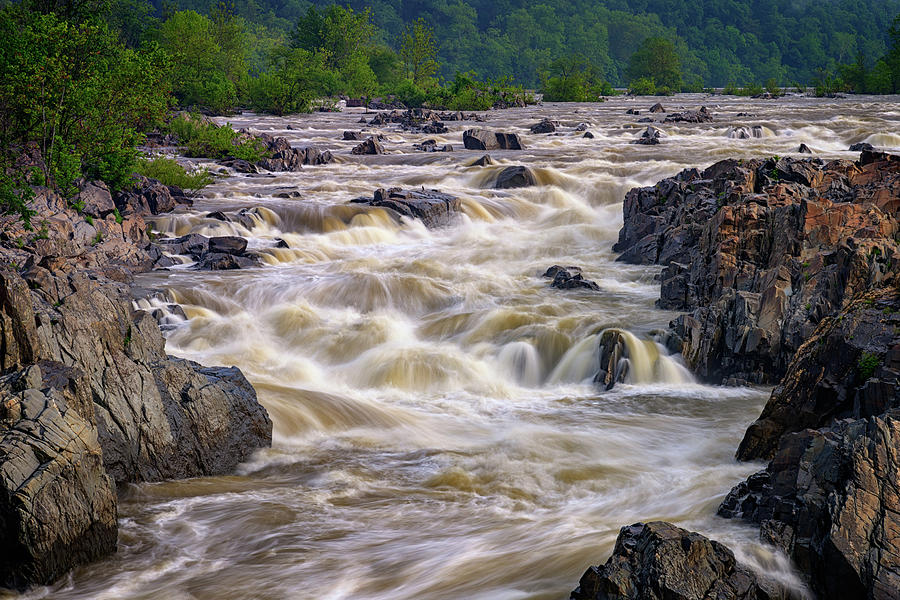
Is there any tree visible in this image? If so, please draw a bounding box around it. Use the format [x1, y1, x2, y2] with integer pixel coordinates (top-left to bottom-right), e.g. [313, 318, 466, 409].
[291, 5, 375, 72]
[627, 37, 683, 92]
[399, 18, 439, 87]
[539, 54, 613, 101]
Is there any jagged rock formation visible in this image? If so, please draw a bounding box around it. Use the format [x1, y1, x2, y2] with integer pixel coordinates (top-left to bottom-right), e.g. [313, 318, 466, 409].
[351, 187, 460, 228]
[570, 521, 785, 600]
[462, 129, 525, 150]
[614, 150, 900, 384]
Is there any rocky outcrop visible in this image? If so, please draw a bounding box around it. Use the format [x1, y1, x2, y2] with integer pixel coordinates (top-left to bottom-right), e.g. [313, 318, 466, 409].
[0, 366, 117, 590]
[664, 106, 713, 123]
[542, 265, 599, 291]
[614, 151, 900, 384]
[463, 129, 525, 151]
[493, 166, 536, 189]
[413, 139, 453, 153]
[351, 137, 385, 155]
[649, 103, 666, 113]
[255, 134, 333, 171]
[351, 188, 460, 228]
[530, 118, 557, 134]
[570, 522, 784, 600]
[157, 234, 260, 270]
[720, 409, 900, 599]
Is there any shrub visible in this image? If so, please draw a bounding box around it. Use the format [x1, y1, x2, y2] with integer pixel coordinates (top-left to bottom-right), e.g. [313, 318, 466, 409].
[168, 114, 268, 162]
[628, 77, 656, 95]
[135, 157, 213, 192]
[857, 351, 881, 381]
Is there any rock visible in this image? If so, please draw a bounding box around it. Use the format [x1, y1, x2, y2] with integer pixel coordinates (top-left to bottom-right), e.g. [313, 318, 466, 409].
[583, 131, 594, 139]
[343, 131, 363, 141]
[649, 102, 666, 113]
[626, 108, 640, 115]
[575, 123, 590, 131]
[850, 142, 874, 152]
[0, 373, 117, 589]
[493, 166, 536, 189]
[0, 269, 273, 484]
[637, 117, 653, 123]
[664, 106, 713, 123]
[413, 140, 453, 153]
[470, 155, 495, 167]
[570, 521, 783, 600]
[798, 143, 812, 154]
[208, 236, 248, 255]
[635, 126, 662, 145]
[613, 152, 900, 384]
[530, 118, 557, 134]
[194, 253, 256, 270]
[351, 137, 385, 155]
[78, 181, 115, 219]
[350, 188, 460, 228]
[463, 129, 525, 151]
[736, 287, 900, 461]
[255, 136, 334, 171]
[727, 126, 765, 139]
[720, 410, 900, 599]
[219, 158, 259, 173]
[545, 266, 599, 291]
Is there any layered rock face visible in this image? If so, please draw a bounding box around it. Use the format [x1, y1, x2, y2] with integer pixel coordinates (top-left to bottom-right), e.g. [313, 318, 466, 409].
[614, 151, 900, 384]
[351, 187, 460, 228]
[0, 173, 272, 588]
[570, 522, 785, 600]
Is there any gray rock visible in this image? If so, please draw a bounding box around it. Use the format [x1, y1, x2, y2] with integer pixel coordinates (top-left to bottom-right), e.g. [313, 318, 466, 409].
[570, 521, 784, 600]
[649, 102, 666, 113]
[494, 166, 536, 189]
[351, 137, 385, 155]
[78, 181, 115, 219]
[529, 118, 557, 134]
[351, 188, 460, 228]
[462, 129, 525, 151]
[208, 236, 248, 255]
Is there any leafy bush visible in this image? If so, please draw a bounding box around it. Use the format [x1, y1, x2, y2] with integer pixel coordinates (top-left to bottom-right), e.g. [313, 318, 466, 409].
[135, 157, 213, 191]
[628, 77, 657, 95]
[857, 351, 881, 381]
[168, 114, 268, 162]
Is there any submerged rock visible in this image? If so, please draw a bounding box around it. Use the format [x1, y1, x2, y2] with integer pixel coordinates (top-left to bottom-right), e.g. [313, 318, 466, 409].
[635, 126, 662, 145]
[570, 521, 784, 600]
[351, 187, 460, 228]
[542, 265, 599, 291]
[850, 142, 874, 152]
[462, 129, 525, 151]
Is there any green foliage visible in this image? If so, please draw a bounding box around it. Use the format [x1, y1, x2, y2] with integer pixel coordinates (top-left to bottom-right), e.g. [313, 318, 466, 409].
[627, 37, 682, 91]
[159, 7, 249, 113]
[399, 17, 439, 88]
[0, 169, 36, 230]
[722, 82, 764, 96]
[857, 351, 881, 381]
[135, 157, 213, 191]
[540, 54, 615, 102]
[0, 7, 170, 208]
[628, 77, 657, 96]
[168, 114, 268, 161]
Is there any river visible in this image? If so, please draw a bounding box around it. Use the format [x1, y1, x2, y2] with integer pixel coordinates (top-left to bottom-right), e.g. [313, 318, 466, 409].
[17, 94, 900, 599]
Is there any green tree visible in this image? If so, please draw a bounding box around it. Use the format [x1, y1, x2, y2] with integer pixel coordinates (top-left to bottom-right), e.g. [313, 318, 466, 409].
[540, 54, 613, 101]
[400, 18, 439, 87]
[627, 36, 682, 92]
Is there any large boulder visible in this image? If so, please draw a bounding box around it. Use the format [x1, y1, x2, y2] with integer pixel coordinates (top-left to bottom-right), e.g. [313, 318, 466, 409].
[719, 411, 900, 599]
[613, 152, 900, 384]
[493, 166, 536, 189]
[570, 521, 784, 600]
[529, 118, 557, 134]
[0, 366, 117, 589]
[351, 188, 460, 228]
[463, 129, 525, 151]
[664, 106, 713, 123]
[351, 137, 385, 155]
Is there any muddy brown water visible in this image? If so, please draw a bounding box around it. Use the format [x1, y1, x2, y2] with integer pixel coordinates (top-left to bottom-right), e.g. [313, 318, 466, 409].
[14, 94, 900, 600]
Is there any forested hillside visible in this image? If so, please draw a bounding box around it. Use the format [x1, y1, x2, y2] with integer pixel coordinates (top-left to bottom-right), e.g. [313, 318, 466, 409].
[157, 0, 900, 86]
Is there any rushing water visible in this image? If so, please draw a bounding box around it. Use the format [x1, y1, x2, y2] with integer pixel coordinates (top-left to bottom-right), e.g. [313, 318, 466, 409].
[15, 94, 900, 599]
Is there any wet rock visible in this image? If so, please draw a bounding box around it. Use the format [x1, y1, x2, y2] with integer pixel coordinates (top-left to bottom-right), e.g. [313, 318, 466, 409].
[614, 152, 900, 384]
[649, 102, 666, 113]
[720, 410, 900, 599]
[575, 123, 590, 131]
[156, 233, 208, 259]
[545, 266, 599, 291]
[0, 372, 117, 589]
[343, 131, 363, 141]
[463, 129, 525, 151]
[727, 126, 765, 139]
[255, 135, 334, 171]
[850, 142, 874, 152]
[583, 132, 595, 139]
[736, 287, 900, 461]
[194, 252, 256, 270]
[208, 236, 248, 255]
[494, 166, 536, 189]
[635, 126, 662, 145]
[413, 140, 453, 153]
[626, 108, 640, 115]
[595, 329, 629, 390]
[798, 143, 812, 154]
[351, 188, 460, 228]
[637, 117, 653, 123]
[218, 158, 259, 173]
[664, 106, 713, 123]
[351, 137, 385, 155]
[570, 521, 784, 600]
[529, 118, 557, 134]
[470, 154, 495, 167]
